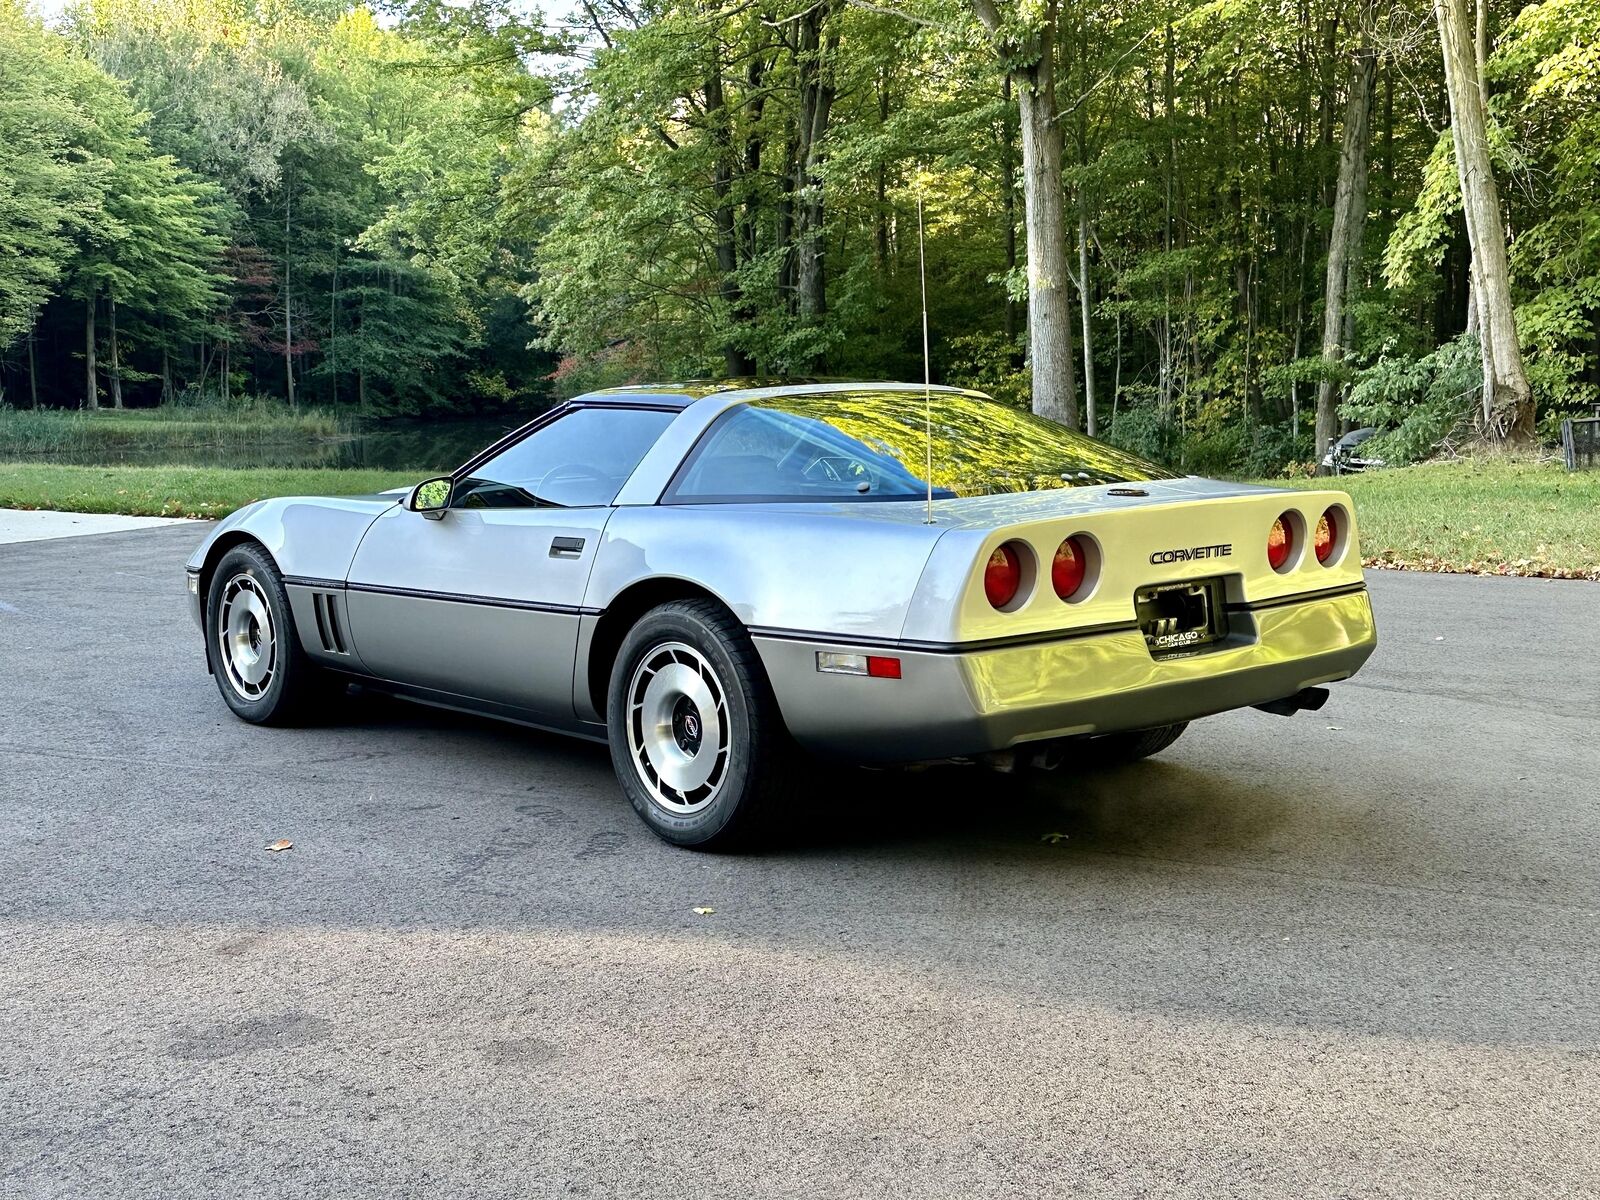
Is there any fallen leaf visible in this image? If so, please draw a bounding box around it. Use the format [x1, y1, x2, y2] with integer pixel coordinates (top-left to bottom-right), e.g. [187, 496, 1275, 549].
[1040, 832, 1069, 844]
[265, 839, 293, 852]
[691, 906, 715, 916]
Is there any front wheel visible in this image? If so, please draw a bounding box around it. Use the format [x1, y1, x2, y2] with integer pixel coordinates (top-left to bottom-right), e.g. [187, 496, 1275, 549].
[606, 599, 797, 850]
[205, 542, 329, 725]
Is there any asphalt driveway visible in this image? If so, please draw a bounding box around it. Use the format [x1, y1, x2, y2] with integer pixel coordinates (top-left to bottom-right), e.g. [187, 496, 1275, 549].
[1, 524, 1596, 1198]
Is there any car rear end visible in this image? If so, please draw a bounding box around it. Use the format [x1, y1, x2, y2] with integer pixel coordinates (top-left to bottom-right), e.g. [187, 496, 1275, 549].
[763, 481, 1376, 762]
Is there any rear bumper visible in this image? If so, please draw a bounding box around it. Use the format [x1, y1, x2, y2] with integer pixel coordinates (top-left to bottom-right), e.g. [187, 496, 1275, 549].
[755, 586, 1377, 762]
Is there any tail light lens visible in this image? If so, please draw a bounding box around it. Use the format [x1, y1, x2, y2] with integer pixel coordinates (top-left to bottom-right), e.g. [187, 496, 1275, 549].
[1267, 514, 1294, 570]
[1052, 536, 1089, 600]
[984, 544, 1022, 608]
[1315, 508, 1338, 564]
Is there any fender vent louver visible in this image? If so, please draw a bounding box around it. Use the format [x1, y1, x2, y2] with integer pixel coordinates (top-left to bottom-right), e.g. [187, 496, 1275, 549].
[310, 591, 349, 656]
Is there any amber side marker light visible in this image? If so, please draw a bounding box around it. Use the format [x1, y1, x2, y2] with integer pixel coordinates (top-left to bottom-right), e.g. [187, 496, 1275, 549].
[1267, 514, 1295, 570]
[1314, 508, 1338, 564]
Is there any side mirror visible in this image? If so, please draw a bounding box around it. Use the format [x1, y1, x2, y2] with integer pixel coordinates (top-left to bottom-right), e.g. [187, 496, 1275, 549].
[408, 477, 452, 520]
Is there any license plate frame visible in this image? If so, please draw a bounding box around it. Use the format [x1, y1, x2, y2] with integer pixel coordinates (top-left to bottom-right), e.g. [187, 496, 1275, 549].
[1136, 577, 1228, 657]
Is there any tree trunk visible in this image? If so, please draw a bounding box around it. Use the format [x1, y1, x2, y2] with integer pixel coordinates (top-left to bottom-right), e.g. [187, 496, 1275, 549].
[285, 177, 296, 410]
[876, 67, 892, 273]
[27, 331, 38, 409]
[108, 293, 124, 410]
[792, 4, 838, 338]
[329, 231, 339, 406]
[706, 58, 755, 377]
[1435, 0, 1533, 440]
[1014, 50, 1074, 425]
[162, 345, 173, 404]
[1077, 204, 1096, 436]
[1000, 75, 1019, 346]
[973, 0, 1076, 427]
[1315, 48, 1375, 474]
[84, 295, 98, 411]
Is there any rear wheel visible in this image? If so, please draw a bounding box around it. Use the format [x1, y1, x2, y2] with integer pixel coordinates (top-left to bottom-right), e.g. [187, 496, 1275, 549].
[1075, 722, 1188, 766]
[206, 542, 328, 725]
[606, 599, 796, 850]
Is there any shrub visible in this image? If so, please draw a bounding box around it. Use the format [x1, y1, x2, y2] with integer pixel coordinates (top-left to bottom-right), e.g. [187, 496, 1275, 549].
[1340, 335, 1480, 464]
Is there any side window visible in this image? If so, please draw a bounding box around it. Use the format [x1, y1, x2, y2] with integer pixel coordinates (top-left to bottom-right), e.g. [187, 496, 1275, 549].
[669, 406, 930, 501]
[453, 407, 676, 509]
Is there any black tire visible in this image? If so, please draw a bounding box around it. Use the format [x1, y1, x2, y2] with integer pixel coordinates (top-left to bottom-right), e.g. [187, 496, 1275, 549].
[1075, 722, 1188, 766]
[205, 542, 329, 726]
[605, 599, 797, 850]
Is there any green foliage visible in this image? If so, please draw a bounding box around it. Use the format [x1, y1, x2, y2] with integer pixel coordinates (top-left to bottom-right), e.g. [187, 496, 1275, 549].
[3, 0, 1600, 478]
[1341, 335, 1482, 466]
[1102, 402, 1182, 467]
[942, 333, 1029, 410]
[0, 1, 112, 346]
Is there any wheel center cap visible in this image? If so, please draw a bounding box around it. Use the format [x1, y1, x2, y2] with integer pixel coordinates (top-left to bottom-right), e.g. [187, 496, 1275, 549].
[671, 696, 703, 754]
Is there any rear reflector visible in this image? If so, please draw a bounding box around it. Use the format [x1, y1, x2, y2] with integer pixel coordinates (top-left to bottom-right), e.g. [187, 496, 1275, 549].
[816, 651, 901, 679]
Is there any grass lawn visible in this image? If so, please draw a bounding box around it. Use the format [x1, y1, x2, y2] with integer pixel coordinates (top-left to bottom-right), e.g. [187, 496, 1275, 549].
[0, 463, 419, 519]
[1274, 458, 1600, 579]
[0, 406, 342, 455]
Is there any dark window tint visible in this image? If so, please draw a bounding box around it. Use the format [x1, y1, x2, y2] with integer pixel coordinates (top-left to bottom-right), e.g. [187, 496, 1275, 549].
[668, 391, 1176, 503]
[454, 406, 676, 509]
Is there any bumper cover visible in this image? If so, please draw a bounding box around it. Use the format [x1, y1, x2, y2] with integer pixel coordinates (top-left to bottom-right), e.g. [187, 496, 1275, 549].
[755, 587, 1377, 762]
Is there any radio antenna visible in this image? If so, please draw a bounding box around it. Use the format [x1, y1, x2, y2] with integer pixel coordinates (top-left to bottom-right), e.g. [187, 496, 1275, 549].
[918, 190, 934, 525]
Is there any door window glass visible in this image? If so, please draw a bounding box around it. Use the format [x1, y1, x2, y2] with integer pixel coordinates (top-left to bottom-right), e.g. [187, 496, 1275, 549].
[453, 406, 676, 508]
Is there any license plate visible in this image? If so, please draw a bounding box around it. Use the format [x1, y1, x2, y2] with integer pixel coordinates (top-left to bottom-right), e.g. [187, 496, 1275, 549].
[1136, 577, 1227, 656]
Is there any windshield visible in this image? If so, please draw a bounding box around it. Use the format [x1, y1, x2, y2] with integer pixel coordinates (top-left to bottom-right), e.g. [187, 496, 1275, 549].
[667, 390, 1177, 502]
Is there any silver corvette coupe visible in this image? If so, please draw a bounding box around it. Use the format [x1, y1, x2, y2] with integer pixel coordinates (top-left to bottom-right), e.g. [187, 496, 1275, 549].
[186, 381, 1377, 848]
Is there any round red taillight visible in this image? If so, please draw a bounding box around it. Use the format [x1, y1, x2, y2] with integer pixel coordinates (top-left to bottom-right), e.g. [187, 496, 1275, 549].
[1052, 536, 1089, 600]
[1315, 508, 1338, 564]
[984, 544, 1022, 609]
[1267, 514, 1294, 570]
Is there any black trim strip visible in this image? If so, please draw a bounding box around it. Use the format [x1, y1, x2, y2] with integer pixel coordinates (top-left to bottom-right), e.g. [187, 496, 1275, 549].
[747, 582, 1366, 655]
[283, 574, 347, 591]
[341, 579, 601, 617]
[1228, 581, 1367, 614]
[747, 619, 1141, 656]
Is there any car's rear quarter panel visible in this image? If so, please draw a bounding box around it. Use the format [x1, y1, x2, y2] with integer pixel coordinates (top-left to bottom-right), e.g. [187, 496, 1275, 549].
[588, 505, 948, 640]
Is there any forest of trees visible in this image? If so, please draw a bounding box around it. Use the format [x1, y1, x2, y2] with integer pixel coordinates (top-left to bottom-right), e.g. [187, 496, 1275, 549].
[2, 0, 1598, 474]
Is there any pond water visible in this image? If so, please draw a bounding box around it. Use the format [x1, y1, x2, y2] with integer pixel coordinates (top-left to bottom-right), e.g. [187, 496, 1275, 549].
[14, 414, 536, 474]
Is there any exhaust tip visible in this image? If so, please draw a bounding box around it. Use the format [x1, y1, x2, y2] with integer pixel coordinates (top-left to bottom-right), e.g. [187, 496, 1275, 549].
[1252, 686, 1331, 717]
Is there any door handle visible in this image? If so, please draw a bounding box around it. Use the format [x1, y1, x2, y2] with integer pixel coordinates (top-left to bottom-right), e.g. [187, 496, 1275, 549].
[549, 537, 585, 559]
